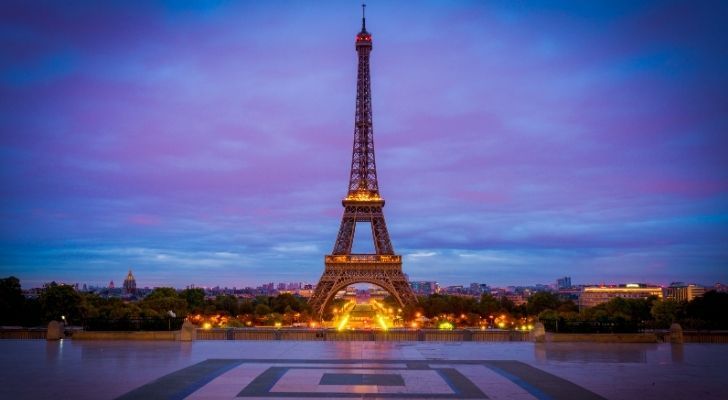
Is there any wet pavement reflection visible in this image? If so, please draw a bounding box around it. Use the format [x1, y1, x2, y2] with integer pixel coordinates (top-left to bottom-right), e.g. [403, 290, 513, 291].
[0, 340, 724, 400]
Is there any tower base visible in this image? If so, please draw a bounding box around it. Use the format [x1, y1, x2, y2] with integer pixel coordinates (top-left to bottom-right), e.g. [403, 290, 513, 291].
[309, 255, 418, 319]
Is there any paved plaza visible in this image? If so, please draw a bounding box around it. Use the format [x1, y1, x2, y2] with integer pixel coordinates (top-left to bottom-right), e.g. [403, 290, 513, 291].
[1, 340, 726, 399]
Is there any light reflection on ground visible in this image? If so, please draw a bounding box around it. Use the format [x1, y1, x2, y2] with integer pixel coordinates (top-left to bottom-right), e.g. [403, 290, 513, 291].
[0, 340, 725, 399]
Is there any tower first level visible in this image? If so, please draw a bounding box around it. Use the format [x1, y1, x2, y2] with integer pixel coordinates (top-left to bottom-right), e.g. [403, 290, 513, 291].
[309, 255, 417, 319]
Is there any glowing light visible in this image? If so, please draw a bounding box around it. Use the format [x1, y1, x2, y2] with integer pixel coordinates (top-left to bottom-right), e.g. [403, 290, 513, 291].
[345, 191, 381, 201]
[411, 322, 418, 328]
[337, 315, 350, 331]
[438, 322, 454, 330]
[497, 322, 505, 329]
[377, 315, 389, 331]
[202, 322, 212, 330]
[274, 322, 282, 328]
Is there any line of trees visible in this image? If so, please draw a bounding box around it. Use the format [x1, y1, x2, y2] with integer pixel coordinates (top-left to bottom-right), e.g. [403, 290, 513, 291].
[394, 291, 728, 330]
[2, 276, 727, 329]
[0, 277, 312, 327]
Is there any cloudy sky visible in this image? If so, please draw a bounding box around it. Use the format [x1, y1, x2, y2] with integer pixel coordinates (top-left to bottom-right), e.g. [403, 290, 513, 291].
[1, 1, 726, 289]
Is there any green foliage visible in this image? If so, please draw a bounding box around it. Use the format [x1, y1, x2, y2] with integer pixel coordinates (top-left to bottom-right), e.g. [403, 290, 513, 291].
[270, 293, 308, 314]
[224, 319, 245, 328]
[7, 275, 727, 330]
[254, 303, 272, 316]
[213, 295, 239, 316]
[140, 288, 187, 317]
[583, 296, 656, 323]
[417, 294, 480, 318]
[478, 294, 501, 316]
[526, 292, 560, 315]
[684, 291, 728, 329]
[238, 299, 254, 315]
[21, 298, 43, 327]
[39, 282, 85, 324]
[146, 287, 178, 300]
[0, 276, 24, 325]
[180, 288, 205, 311]
[557, 300, 578, 313]
[499, 296, 516, 313]
[651, 300, 686, 328]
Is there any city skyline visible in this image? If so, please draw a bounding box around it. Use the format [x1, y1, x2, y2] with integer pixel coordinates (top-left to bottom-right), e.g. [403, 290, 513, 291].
[2, 1, 727, 288]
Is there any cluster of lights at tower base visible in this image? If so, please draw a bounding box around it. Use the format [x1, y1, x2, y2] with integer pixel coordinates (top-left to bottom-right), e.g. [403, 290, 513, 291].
[185, 308, 536, 331]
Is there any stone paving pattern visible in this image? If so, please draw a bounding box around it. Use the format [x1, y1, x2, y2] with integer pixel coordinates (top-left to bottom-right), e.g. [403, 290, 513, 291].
[0, 340, 726, 399]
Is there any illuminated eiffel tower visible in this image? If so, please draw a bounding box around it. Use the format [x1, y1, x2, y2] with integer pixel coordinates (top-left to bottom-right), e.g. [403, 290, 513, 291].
[309, 5, 417, 318]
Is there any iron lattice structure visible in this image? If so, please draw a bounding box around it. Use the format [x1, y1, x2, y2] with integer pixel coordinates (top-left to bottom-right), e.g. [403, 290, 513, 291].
[309, 9, 417, 318]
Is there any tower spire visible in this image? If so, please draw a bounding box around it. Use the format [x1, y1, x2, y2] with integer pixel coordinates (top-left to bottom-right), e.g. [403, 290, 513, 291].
[361, 3, 367, 32]
[350, 2, 376, 199]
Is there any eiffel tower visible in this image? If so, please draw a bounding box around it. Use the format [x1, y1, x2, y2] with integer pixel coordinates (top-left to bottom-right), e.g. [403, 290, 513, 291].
[309, 5, 417, 318]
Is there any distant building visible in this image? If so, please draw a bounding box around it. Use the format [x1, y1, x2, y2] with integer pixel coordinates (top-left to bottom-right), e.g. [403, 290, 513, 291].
[664, 283, 705, 302]
[579, 284, 663, 309]
[108, 280, 115, 289]
[505, 293, 528, 306]
[556, 277, 572, 289]
[556, 287, 581, 301]
[469, 283, 490, 295]
[410, 281, 438, 296]
[444, 285, 466, 295]
[123, 270, 137, 295]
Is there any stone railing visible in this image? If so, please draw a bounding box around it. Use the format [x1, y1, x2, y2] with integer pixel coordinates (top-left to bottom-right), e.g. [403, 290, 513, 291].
[194, 328, 531, 342]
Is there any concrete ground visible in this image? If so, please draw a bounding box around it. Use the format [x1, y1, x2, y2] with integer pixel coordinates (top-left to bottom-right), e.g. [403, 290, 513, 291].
[0, 340, 725, 399]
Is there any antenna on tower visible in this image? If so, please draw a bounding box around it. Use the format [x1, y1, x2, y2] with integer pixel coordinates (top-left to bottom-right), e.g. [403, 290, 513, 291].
[361, 2, 367, 32]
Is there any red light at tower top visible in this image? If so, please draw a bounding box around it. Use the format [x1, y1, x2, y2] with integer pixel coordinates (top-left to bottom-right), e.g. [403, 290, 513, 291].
[356, 3, 372, 48]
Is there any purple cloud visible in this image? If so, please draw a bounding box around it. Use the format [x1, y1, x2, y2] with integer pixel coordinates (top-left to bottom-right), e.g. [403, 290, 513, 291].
[1, 1, 726, 288]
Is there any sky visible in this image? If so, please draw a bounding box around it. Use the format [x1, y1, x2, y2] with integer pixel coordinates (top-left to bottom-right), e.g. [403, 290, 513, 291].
[1, 1, 727, 289]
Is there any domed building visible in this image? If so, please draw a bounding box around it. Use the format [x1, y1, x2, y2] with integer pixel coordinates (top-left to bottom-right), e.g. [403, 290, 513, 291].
[123, 269, 137, 295]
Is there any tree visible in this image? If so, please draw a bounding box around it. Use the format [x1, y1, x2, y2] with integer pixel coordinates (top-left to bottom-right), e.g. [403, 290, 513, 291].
[499, 296, 516, 314]
[180, 288, 205, 312]
[254, 303, 271, 317]
[526, 292, 560, 315]
[478, 294, 501, 316]
[651, 300, 685, 328]
[141, 288, 187, 317]
[238, 299, 254, 315]
[557, 300, 578, 314]
[0, 276, 25, 325]
[214, 295, 239, 316]
[271, 293, 303, 314]
[145, 287, 178, 300]
[685, 291, 728, 329]
[39, 282, 85, 324]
